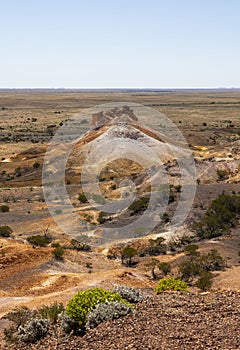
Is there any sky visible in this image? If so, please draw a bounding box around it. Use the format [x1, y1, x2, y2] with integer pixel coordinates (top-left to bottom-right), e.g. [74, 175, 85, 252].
[1, 0, 240, 88]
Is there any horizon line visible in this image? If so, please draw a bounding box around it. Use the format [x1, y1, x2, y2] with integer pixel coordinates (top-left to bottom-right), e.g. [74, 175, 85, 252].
[0, 87, 240, 90]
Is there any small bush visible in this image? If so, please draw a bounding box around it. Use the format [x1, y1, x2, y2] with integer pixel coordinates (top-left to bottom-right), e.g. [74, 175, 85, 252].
[98, 211, 106, 224]
[4, 326, 17, 343]
[33, 162, 40, 169]
[86, 301, 132, 330]
[38, 302, 64, 323]
[201, 249, 225, 271]
[129, 197, 149, 213]
[51, 242, 61, 248]
[113, 286, 144, 303]
[66, 288, 130, 328]
[193, 193, 240, 239]
[155, 277, 188, 294]
[121, 246, 138, 266]
[58, 312, 79, 334]
[184, 244, 200, 257]
[174, 185, 182, 193]
[161, 212, 170, 223]
[4, 307, 37, 328]
[69, 238, 91, 252]
[0, 225, 12, 237]
[27, 235, 51, 247]
[217, 169, 228, 180]
[179, 260, 202, 282]
[158, 262, 171, 276]
[142, 237, 167, 256]
[0, 205, 9, 212]
[78, 193, 88, 203]
[52, 246, 64, 261]
[196, 272, 213, 291]
[18, 319, 49, 343]
[54, 209, 62, 215]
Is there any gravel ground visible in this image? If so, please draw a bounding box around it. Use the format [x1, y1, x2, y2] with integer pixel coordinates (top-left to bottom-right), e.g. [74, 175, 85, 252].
[7, 291, 240, 350]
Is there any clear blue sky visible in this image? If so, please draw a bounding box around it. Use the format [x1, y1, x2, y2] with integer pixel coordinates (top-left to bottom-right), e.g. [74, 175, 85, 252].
[1, 0, 240, 88]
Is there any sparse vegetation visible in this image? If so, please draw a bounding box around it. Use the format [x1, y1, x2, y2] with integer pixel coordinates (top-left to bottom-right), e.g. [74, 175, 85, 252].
[66, 288, 130, 328]
[68, 238, 91, 252]
[155, 277, 188, 293]
[217, 169, 228, 180]
[4, 306, 37, 328]
[141, 237, 167, 256]
[113, 285, 144, 303]
[52, 246, 65, 260]
[27, 234, 51, 247]
[78, 193, 88, 203]
[18, 318, 50, 343]
[86, 301, 132, 330]
[179, 244, 225, 290]
[38, 302, 65, 323]
[121, 246, 138, 266]
[193, 193, 240, 239]
[33, 161, 40, 169]
[195, 271, 213, 291]
[0, 204, 10, 212]
[128, 197, 149, 213]
[158, 262, 171, 276]
[98, 211, 106, 224]
[0, 225, 12, 237]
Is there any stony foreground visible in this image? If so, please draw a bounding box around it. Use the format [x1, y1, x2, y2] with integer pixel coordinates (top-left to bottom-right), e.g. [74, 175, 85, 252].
[8, 291, 240, 350]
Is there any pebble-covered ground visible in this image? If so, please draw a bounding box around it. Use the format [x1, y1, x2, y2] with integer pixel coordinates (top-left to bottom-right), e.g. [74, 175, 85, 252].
[8, 291, 240, 350]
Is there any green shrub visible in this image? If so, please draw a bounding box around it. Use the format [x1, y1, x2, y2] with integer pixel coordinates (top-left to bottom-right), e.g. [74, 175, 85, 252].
[128, 197, 149, 213]
[200, 249, 225, 271]
[0, 225, 12, 237]
[161, 212, 170, 223]
[54, 209, 62, 215]
[121, 246, 138, 266]
[158, 262, 171, 276]
[111, 183, 117, 190]
[196, 272, 213, 291]
[69, 238, 91, 252]
[4, 326, 17, 344]
[33, 162, 40, 169]
[52, 246, 64, 260]
[184, 244, 200, 258]
[38, 302, 65, 323]
[217, 169, 228, 180]
[155, 277, 188, 294]
[179, 245, 225, 290]
[174, 185, 182, 193]
[0, 205, 9, 212]
[51, 242, 61, 248]
[78, 193, 88, 203]
[142, 237, 167, 256]
[66, 287, 130, 328]
[27, 235, 51, 247]
[193, 193, 240, 239]
[179, 260, 202, 282]
[98, 211, 106, 224]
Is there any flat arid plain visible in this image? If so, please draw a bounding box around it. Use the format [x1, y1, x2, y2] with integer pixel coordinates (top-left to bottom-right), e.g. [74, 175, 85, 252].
[0, 89, 240, 349]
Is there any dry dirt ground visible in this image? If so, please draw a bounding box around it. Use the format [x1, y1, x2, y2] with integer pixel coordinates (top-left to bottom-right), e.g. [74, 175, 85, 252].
[7, 291, 240, 350]
[0, 89, 240, 347]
